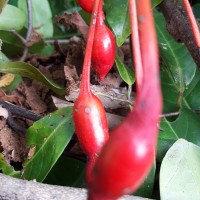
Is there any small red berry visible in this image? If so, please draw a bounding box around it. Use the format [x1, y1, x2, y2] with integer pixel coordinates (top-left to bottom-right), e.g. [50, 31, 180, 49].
[77, 0, 94, 13]
[92, 23, 116, 81]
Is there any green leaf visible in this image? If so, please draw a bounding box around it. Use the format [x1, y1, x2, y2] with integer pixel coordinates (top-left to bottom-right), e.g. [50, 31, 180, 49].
[18, 0, 53, 38]
[0, 153, 21, 178]
[0, 51, 9, 64]
[23, 107, 74, 182]
[0, 4, 26, 31]
[0, 30, 24, 57]
[104, 0, 131, 46]
[157, 108, 200, 162]
[44, 156, 86, 187]
[134, 161, 156, 198]
[0, 61, 65, 95]
[193, 3, 200, 20]
[160, 139, 200, 200]
[184, 70, 200, 110]
[115, 53, 135, 85]
[152, 0, 163, 8]
[160, 68, 180, 112]
[154, 10, 196, 92]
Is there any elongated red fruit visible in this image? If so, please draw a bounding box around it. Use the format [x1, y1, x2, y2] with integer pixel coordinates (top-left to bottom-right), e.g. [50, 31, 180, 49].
[73, 0, 109, 183]
[91, 6, 116, 81]
[88, 0, 162, 199]
[77, 0, 94, 13]
[73, 92, 109, 182]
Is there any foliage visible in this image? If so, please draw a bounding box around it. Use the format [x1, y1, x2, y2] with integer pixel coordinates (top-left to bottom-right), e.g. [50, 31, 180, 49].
[0, 0, 199, 199]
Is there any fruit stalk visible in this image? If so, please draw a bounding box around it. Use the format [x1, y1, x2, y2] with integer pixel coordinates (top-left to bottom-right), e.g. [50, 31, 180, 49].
[182, 0, 200, 49]
[129, 0, 143, 90]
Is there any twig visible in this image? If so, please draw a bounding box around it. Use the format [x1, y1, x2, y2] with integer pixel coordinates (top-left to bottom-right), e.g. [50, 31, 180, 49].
[0, 100, 41, 121]
[0, 100, 41, 134]
[20, 0, 33, 61]
[9, 30, 27, 45]
[95, 91, 133, 106]
[160, 111, 180, 118]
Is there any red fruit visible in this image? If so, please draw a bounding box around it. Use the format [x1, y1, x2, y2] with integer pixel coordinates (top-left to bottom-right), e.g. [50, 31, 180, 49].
[73, 93, 108, 158]
[73, 92, 109, 182]
[73, 0, 109, 184]
[77, 0, 94, 13]
[91, 11, 116, 81]
[88, 0, 162, 199]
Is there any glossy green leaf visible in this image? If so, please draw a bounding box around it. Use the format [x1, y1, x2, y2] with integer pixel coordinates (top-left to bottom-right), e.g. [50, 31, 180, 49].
[160, 65, 200, 113]
[18, 0, 53, 38]
[155, 10, 196, 91]
[157, 108, 200, 162]
[8, 0, 18, 6]
[23, 107, 74, 182]
[0, 30, 47, 57]
[0, 4, 26, 31]
[184, 70, 200, 110]
[0, 153, 21, 178]
[44, 156, 86, 187]
[0, 51, 9, 64]
[134, 161, 156, 198]
[160, 139, 200, 200]
[0, 61, 65, 94]
[115, 53, 135, 86]
[0, 30, 23, 57]
[104, 0, 131, 47]
[193, 3, 200, 20]
[152, 0, 163, 8]
[160, 67, 180, 112]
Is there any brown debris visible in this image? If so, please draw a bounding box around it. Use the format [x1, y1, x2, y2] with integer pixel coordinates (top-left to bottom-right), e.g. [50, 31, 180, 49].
[0, 89, 19, 105]
[0, 119, 26, 162]
[56, 12, 89, 41]
[26, 28, 43, 47]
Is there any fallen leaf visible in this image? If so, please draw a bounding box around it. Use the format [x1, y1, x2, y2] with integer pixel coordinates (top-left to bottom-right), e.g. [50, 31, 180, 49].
[0, 74, 15, 87]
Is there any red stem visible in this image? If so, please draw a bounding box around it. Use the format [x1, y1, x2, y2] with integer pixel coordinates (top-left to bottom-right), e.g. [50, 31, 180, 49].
[182, 0, 200, 48]
[80, 0, 101, 95]
[129, 0, 143, 90]
[135, 0, 162, 117]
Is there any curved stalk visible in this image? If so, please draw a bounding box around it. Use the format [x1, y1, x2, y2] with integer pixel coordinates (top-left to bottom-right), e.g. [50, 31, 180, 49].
[182, 0, 200, 49]
[79, 0, 101, 95]
[129, 0, 143, 90]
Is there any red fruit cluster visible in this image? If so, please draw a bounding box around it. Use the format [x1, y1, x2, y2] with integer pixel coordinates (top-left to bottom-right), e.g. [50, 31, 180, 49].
[88, 0, 162, 199]
[74, 0, 163, 199]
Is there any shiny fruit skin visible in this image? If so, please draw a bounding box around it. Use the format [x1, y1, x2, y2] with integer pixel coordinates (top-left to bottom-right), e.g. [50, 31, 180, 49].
[92, 23, 115, 81]
[88, 108, 158, 199]
[77, 0, 94, 13]
[73, 92, 109, 182]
